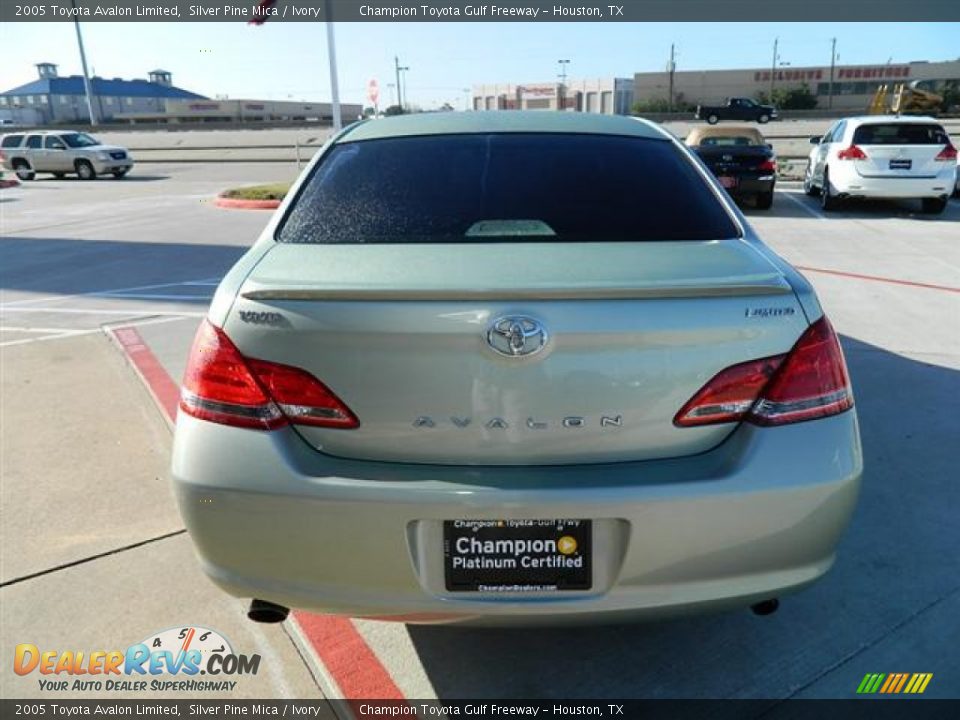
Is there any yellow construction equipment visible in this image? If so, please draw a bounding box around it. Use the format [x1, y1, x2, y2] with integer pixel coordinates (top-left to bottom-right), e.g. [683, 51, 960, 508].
[869, 81, 943, 115]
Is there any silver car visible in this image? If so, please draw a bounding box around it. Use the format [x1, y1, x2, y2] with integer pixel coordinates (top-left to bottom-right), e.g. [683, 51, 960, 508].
[0, 130, 133, 180]
[172, 112, 862, 624]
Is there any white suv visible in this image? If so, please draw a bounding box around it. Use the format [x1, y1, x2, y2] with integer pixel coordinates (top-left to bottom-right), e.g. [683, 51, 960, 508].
[804, 116, 956, 214]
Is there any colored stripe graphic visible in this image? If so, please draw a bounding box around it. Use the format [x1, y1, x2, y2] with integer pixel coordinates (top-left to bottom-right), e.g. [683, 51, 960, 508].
[858, 672, 933, 694]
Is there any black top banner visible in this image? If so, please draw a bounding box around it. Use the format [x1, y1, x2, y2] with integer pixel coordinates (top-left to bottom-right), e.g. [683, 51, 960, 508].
[4, 0, 960, 23]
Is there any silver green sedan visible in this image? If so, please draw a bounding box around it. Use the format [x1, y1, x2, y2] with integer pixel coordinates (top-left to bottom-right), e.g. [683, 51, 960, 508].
[172, 112, 862, 624]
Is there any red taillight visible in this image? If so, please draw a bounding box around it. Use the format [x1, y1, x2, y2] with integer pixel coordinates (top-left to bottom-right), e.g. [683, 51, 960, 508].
[179, 320, 358, 430]
[757, 158, 777, 173]
[674, 317, 853, 428]
[934, 143, 957, 161]
[674, 356, 785, 427]
[837, 145, 868, 161]
[750, 316, 853, 426]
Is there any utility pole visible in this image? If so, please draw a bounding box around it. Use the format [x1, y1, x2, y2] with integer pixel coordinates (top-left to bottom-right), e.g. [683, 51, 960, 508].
[70, 0, 97, 126]
[770, 37, 778, 101]
[394, 56, 409, 112]
[828, 37, 837, 110]
[668, 43, 676, 113]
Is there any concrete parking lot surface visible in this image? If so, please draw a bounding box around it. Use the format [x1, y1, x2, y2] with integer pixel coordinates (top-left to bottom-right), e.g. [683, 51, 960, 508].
[1, 160, 958, 702]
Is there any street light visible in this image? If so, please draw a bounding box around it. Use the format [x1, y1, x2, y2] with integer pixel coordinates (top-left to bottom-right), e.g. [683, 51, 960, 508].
[557, 59, 570, 111]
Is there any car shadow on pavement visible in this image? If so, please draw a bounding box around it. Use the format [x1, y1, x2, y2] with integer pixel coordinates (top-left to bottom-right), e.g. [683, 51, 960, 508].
[0, 236, 245, 300]
[405, 335, 960, 699]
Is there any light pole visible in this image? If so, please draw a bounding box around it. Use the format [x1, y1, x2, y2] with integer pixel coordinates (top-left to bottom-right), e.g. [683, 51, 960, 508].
[557, 59, 570, 111]
[324, 0, 341, 131]
[668, 44, 676, 113]
[70, 0, 97, 125]
[828, 37, 837, 110]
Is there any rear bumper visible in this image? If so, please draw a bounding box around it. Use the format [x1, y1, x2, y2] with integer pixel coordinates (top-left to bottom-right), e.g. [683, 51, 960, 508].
[729, 177, 776, 196]
[171, 410, 862, 623]
[832, 167, 954, 199]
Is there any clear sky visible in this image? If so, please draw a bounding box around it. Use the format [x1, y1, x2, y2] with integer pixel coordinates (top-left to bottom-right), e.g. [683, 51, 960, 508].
[2, 22, 957, 109]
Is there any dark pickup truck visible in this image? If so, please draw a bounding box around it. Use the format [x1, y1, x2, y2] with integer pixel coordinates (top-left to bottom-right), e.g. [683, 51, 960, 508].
[695, 97, 778, 124]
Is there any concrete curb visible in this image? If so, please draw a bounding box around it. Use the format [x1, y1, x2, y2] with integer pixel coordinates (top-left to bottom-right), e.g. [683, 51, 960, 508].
[214, 194, 282, 210]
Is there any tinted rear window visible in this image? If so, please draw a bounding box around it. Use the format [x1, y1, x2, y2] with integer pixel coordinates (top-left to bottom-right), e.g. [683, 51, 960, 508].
[1, 134, 23, 148]
[278, 133, 739, 244]
[853, 123, 948, 145]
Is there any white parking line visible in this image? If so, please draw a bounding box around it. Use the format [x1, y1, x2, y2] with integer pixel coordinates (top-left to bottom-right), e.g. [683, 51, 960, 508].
[778, 189, 827, 221]
[0, 307, 205, 317]
[0, 315, 194, 348]
[97, 293, 214, 301]
[0, 277, 221, 307]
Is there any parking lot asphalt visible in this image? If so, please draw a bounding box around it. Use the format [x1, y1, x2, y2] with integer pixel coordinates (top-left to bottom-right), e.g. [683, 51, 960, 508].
[1, 162, 958, 702]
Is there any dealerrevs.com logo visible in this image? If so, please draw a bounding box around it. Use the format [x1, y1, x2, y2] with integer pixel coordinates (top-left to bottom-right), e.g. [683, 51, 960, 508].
[13, 626, 261, 693]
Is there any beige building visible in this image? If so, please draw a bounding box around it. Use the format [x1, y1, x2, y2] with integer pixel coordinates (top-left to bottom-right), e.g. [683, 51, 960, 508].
[472, 78, 633, 114]
[634, 59, 960, 111]
[112, 97, 362, 126]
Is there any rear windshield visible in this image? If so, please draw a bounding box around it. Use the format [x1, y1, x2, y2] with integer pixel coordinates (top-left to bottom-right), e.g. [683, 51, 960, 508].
[852, 123, 949, 146]
[277, 133, 739, 244]
[697, 136, 760, 147]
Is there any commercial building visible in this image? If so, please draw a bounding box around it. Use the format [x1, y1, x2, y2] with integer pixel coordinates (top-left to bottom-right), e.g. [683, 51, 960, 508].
[0, 63, 362, 127]
[634, 59, 960, 111]
[113, 98, 362, 125]
[472, 78, 634, 114]
[0, 64, 206, 125]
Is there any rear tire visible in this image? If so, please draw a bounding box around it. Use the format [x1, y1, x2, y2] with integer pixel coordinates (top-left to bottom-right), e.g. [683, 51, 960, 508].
[75, 160, 96, 180]
[707, 114, 719, 125]
[13, 160, 34, 181]
[755, 191, 774, 210]
[921, 197, 947, 215]
[820, 169, 840, 211]
[758, 114, 770, 124]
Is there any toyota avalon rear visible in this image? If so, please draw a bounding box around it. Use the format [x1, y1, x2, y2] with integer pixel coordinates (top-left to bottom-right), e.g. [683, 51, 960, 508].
[172, 112, 862, 624]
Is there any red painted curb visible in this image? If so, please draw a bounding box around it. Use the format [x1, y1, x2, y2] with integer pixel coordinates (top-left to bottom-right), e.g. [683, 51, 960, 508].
[110, 326, 181, 424]
[214, 195, 281, 210]
[0, 179, 21, 189]
[796, 266, 960, 294]
[294, 613, 405, 700]
[110, 323, 406, 701]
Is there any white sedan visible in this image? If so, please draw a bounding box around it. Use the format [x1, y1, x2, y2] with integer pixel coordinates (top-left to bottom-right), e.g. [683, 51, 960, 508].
[804, 115, 956, 214]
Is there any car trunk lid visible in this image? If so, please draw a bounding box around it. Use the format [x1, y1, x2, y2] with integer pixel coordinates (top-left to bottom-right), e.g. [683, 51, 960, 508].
[223, 241, 808, 466]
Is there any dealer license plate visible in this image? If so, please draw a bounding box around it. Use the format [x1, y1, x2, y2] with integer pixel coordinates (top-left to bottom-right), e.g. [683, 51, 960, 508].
[889, 159, 912, 170]
[443, 519, 592, 592]
[718, 175, 738, 189]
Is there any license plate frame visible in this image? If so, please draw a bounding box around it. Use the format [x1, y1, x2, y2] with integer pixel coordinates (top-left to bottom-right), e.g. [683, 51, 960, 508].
[443, 519, 592, 593]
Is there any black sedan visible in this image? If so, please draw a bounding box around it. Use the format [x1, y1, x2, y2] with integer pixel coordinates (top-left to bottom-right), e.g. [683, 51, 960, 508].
[686, 125, 777, 209]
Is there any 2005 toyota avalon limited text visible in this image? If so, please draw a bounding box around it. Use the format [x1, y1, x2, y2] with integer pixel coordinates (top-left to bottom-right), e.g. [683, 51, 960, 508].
[171, 112, 862, 624]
